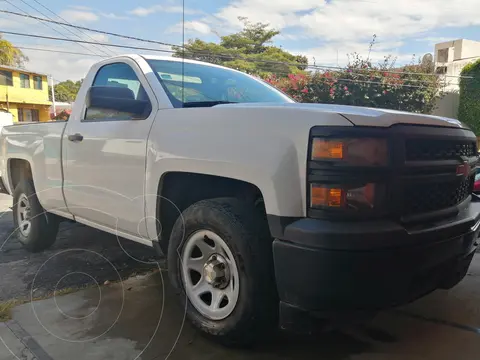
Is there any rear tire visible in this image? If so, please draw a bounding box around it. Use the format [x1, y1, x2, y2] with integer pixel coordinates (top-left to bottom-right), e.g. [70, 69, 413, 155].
[13, 179, 59, 253]
[167, 197, 277, 346]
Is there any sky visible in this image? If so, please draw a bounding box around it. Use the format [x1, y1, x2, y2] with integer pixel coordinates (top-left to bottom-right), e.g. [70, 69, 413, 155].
[1, 0, 480, 82]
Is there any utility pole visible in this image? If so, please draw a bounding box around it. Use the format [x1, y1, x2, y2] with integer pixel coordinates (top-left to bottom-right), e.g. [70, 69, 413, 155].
[50, 75, 56, 117]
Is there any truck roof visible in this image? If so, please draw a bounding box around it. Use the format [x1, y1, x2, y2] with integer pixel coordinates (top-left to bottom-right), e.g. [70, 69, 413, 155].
[114, 54, 235, 70]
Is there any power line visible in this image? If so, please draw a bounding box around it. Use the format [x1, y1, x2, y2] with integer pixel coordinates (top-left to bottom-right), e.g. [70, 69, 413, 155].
[3, 0, 105, 57]
[0, 30, 176, 53]
[2, 32, 474, 86]
[28, 0, 116, 56]
[14, 45, 444, 88]
[16, 0, 113, 57]
[0, 9, 473, 79]
[16, 46, 107, 57]
[0, 9, 176, 48]
[0, 47, 450, 90]
[4, 31, 473, 87]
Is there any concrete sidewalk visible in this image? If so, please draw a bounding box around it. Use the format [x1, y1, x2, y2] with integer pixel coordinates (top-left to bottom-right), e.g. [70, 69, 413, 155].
[1, 255, 480, 360]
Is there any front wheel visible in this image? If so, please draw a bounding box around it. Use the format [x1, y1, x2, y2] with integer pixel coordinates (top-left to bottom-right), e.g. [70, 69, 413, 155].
[13, 179, 59, 252]
[168, 197, 277, 346]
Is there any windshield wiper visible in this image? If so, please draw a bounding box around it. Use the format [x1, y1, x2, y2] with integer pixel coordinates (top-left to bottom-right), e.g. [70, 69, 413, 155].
[182, 101, 238, 108]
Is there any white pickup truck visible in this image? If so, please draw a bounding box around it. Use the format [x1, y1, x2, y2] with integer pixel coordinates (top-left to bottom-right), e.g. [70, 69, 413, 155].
[1, 55, 479, 345]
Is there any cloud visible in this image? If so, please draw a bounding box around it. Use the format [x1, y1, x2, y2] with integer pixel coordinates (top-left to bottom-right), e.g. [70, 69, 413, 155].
[416, 37, 454, 46]
[100, 12, 130, 20]
[167, 21, 211, 35]
[209, 0, 480, 66]
[58, 10, 99, 22]
[128, 5, 199, 17]
[0, 18, 29, 29]
[0, 15, 38, 29]
[19, 45, 101, 81]
[69, 6, 93, 11]
[214, 0, 320, 30]
[87, 33, 109, 43]
[214, 0, 480, 43]
[291, 43, 414, 69]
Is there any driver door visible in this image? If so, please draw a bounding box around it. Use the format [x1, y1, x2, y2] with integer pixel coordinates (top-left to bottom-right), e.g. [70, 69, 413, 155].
[63, 60, 156, 239]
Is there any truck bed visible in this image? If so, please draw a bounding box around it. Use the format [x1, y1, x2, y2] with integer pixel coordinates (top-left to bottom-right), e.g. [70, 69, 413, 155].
[0, 121, 68, 211]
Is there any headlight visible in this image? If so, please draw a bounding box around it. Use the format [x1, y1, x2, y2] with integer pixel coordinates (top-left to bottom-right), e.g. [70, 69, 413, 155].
[310, 183, 384, 210]
[311, 137, 388, 166]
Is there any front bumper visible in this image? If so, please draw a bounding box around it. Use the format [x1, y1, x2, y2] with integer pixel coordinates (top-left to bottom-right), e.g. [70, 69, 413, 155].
[273, 201, 480, 321]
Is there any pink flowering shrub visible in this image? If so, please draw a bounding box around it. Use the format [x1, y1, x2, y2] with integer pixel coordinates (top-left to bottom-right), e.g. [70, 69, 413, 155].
[264, 53, 442, 114]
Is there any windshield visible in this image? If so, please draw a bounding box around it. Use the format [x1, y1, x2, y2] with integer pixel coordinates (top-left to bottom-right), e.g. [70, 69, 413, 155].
[146, 59, 293, 108]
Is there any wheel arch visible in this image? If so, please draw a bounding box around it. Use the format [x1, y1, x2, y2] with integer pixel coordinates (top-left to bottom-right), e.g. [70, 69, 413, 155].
[8, 158, 34, 193]
[155, 171, 267, 254]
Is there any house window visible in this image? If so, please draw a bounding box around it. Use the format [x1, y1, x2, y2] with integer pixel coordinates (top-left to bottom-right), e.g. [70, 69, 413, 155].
[20, 74, 30, 88]
[436, 66, 447, 75]
[33, 76, 43, 90]
[0, 70, 13, 86]
[18, 109, 39, 122]
[437, 48, 449, 63]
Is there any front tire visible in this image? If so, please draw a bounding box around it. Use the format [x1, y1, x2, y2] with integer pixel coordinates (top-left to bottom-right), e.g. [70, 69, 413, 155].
[13, 179, 59, 253]
[168, 197, 277, 346]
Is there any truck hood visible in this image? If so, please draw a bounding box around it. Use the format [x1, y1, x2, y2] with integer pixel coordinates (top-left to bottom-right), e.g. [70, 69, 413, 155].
[219, 103, 468, 129]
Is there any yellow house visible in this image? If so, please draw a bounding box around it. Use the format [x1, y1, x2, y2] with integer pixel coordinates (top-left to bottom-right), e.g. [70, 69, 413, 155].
[0, 65, 51, 122]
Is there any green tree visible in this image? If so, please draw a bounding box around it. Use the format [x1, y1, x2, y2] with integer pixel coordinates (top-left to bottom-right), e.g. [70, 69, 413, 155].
[49, 80, 82, 102]
[458, 59, 480, 134]
[172, 17, 307, 76]
[0, 34, 28, 67]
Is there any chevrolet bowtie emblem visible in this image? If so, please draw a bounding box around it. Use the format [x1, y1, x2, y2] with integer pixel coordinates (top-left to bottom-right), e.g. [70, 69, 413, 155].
[456, 162, 471, 177]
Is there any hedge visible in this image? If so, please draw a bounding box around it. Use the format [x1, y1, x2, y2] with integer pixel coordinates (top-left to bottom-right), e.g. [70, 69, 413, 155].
[264, 53, 442, 115]
[458, 59, 480, 134]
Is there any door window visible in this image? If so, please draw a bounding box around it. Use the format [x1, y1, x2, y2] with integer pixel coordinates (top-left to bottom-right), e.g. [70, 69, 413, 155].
[85, 63, 151, 121]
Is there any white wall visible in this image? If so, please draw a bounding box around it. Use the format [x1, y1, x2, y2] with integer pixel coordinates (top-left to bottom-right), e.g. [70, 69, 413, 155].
[434, 39, 480, 93]
[432, 92, 459, 119]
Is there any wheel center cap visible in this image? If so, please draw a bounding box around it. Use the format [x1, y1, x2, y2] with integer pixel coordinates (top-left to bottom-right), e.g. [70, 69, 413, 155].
[203, 254, 230, 289]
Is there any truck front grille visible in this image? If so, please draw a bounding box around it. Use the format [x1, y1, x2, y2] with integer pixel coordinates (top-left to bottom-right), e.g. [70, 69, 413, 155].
[307, 125, 478, 222]
[402, 175, 473, 215]
[406, 140, 476, 161]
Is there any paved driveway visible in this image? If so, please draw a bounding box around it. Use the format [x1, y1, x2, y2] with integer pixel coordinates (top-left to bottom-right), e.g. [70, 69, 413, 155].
[1, 260, 479, 360]
[0, 194, 160, 301]
[1, 193, 479, 360]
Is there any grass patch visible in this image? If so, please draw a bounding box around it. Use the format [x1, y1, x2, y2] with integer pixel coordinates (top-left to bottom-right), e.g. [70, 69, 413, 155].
[0, 270, 158, 323]
[0, 299, 26, 322]
[0, 286, 89, 322]
[53, 287, 80, 297]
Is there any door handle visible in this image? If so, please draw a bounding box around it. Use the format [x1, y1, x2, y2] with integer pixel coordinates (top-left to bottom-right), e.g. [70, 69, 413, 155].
[68, 133, 83, 142]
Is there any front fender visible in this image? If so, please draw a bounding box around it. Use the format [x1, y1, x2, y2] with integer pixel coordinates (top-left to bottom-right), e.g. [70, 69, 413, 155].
[143, 106, 353, 240]
[144, 142, 306, 240]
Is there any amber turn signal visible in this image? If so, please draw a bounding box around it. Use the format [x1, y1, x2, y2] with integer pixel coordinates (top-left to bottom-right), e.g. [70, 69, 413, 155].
[311, 137, 388, 166]
[310, 185, 344, 208]
[312, 139, 343, 160]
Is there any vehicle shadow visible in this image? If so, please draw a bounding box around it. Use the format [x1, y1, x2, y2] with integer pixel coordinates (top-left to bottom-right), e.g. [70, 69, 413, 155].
[71, 271, 397, 360]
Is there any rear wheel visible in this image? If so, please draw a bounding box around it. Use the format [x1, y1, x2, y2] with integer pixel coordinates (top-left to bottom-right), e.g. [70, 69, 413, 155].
[13, 179, 59, 252]
[168, 197, 277, 346]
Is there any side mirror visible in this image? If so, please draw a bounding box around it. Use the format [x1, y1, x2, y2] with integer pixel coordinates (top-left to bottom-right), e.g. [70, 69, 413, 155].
[86, 86, 151, 118]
